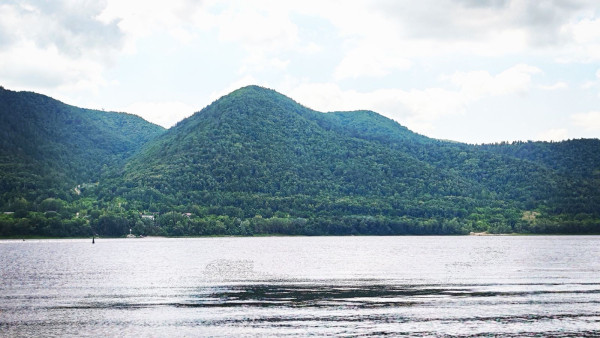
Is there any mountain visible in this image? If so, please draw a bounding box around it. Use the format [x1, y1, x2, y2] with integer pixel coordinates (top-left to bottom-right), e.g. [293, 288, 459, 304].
[0, 85, 598, 237]
[94, 86, 598, 236]
[119, 86, 445, 198]
[481, 139, 600, 178]
[0, 86, 165, 212]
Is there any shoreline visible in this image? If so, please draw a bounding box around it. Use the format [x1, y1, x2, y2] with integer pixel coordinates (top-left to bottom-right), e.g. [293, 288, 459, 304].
[2, 233, 599, 241]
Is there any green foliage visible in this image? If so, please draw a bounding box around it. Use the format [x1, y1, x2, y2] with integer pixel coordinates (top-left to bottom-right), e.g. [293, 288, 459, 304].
[1, 85, 599, 237]
[0, 86, 164, 210]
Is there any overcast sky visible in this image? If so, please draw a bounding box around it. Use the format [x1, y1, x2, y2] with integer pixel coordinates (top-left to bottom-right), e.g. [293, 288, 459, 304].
[1, 0, 600, 143]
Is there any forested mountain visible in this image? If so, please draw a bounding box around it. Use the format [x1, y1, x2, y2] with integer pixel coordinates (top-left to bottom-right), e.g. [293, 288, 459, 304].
[481, 139, 600, 178]
[0, 85, 598, 237]
[0, 86, 164, 226]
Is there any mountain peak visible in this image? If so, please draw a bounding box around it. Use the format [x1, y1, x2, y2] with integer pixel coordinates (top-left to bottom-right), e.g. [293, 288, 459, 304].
[173, 85, 310, 131]
[224, 85, 301, 106]
[223, 85, 286, 101]
[235, 84, 272, 92]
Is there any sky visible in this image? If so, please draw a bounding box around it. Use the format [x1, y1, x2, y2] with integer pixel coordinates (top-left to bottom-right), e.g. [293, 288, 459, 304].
[1, 0, 600, 144]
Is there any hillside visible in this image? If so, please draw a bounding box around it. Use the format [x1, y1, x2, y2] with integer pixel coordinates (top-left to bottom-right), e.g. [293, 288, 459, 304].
[95, 86, 598, 236]
[0, 85, 598, 237]
[0, 86, 165, 214]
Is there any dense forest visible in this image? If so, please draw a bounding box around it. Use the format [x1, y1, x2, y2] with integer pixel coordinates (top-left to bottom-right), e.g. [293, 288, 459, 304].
[0, 85, 598, 237]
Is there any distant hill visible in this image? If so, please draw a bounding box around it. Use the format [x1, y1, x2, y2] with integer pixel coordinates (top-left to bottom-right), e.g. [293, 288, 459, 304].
[0, 86, 165, 209]
[0, 85, 598, 237]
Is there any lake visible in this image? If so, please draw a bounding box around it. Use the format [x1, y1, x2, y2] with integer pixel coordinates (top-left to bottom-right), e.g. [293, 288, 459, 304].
[1, 236, 599, 336]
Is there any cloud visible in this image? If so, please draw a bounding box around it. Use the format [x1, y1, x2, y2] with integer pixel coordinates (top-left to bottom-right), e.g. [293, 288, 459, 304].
[373, 0, 590, 46]
[375, 0, 508, 41]
[580, 70, 600, 89]
[288, 83, 467, 134]
[4, 0, 597, 95]
[572, 111, 600, 131]
[311, 0, 600, 66]
[0, 40, 106, 92]
[289, 64, 541, 135]
[216, 3, 299, 51]
[208, 75, 264, 103]
[334, 44, 412, 80]
[448, 64, 541, 99]
[539, 82, 568, 90]
[0, 1, 123, 56]
[98, 0, 211, 50]
[581, 81, 596, 89]
[120, 100, 197, 128]
[556, 16, 600, 62]
[1, 0, 599, 143]
[238, 54, 291, 74]
[536, 128, 569, 142]
[0, 1, 122, 92]
[99, 1, 305, 76]
[509, 0, 585, 47]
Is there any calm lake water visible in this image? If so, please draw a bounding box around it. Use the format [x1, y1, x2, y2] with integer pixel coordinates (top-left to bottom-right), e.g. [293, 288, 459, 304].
[1, 236, 599, 337]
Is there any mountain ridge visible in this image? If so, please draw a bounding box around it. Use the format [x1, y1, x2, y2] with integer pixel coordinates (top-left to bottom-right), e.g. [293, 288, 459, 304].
[0, 85, 598, 237]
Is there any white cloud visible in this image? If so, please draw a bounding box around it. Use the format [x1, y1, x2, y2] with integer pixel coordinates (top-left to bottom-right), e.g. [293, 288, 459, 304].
[100, 1, 307, 78]
[289, 64, 542, 136]
[239, 54, 290, 74]
[539, 82, 568, 91]
[99, 0, 209, 48]
[305, 0, 600, 65]
[448, 64, 541, 99]
[558, 16, 600, 62]
[288, 83, 467, 134]
[0, 40, 106, 93]
[208, 75, 264, 103]
[334, 45, 412, 80]
[570, 17, 600, 45]
[0, 1, 123, 56]
[300, 42, 321, 54]
[0, 1, 122, 94]
[3, 1, 596, 93]
[375, 0, 595, 47]
[2, 0, 600, 142]
[581, 81, 596, 89]
[581, 69, 599, 90]
[120, 101, 197, 128]
[572, 111, 600, 131]
[289, 82, 357, 111]
[314, 0, 598, 83]
[536, 128, 569, 142]
[216, 4, 298, 51]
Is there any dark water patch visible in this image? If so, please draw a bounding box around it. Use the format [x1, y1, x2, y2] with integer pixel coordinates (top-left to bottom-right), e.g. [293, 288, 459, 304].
[190, 311, 600, 325]
[199, 282, 600, 306]
[461, 331, 600, 338]
[31, 281, 600, 311]
[51, 303, 158, 310]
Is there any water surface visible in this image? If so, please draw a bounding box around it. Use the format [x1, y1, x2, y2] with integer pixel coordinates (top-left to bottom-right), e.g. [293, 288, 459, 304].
[1, 236, 599, 336]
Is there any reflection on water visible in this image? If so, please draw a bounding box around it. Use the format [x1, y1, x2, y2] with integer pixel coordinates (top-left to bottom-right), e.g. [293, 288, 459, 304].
[1, 236, 599, 336]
